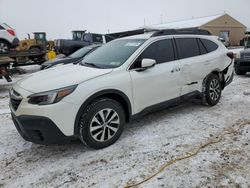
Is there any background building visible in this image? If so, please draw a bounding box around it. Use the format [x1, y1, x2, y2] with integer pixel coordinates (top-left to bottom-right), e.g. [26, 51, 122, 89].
[146, 14, 247, 46]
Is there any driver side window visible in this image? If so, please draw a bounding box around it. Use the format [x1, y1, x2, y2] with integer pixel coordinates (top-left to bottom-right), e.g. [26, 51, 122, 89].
[131, 39, 175, 69]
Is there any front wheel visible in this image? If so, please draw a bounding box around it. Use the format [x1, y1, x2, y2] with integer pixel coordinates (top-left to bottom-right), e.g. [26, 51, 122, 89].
[235, 69, 246, 75]
[204, 74, 222, 106]
[0, 40, 10, 53]
[79, 98, 125, 149]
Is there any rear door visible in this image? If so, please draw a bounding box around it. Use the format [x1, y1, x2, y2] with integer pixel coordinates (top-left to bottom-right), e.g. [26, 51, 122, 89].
[129, 38, 182, 113]
[175, 37, 211, 95]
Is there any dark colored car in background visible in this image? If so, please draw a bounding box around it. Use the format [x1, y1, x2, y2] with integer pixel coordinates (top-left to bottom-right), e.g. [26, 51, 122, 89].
[54, 31, 114, 55]
[235, 41, 250, 75]
[40, 44, 102, 69]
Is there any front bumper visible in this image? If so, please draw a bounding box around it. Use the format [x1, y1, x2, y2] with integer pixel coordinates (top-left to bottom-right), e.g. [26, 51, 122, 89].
[235, 59, 250, 71]
[11, 113, 74, 144]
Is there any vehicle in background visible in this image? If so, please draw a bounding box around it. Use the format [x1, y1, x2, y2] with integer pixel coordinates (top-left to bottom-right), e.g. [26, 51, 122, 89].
[11, 32, 48, 64]
[235, 41, 250, 75]
[10, 29, 234, 149]
[16, 32, 55, 52]
[246, 40, 250, 48]
[0, 32, 55, 66]
[0, 23, 19, 53]
[40, 44, 101, 69]
[218, 37, 230, 47]
[55, 30, 114, 55]
[240, 30, 250, 46]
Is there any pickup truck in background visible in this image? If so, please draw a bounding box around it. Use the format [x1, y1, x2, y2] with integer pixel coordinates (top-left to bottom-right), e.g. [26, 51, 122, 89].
[55, 30, 114, 55]
[235, 40, 250, 75]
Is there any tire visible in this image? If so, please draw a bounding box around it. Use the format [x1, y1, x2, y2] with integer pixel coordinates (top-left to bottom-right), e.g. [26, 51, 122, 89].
[29, 46, 41, 52]
[204, 74, 222, 106]
[235, 69, 246, 75]
[0, 40, 10, 53]
[79, 98, 125, 149]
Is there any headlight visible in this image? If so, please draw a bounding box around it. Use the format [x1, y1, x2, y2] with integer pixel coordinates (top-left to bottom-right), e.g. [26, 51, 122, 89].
[28, 85, 77, 105]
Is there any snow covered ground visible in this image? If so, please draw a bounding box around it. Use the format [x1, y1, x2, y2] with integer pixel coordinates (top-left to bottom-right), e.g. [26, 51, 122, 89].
[0, 66, 250, 188]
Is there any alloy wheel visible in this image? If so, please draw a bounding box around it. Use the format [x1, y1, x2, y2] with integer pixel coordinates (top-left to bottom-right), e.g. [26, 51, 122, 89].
[209, 78, 220, 101]
[90, 108, 120, 142]
[0, 42, 9, 53]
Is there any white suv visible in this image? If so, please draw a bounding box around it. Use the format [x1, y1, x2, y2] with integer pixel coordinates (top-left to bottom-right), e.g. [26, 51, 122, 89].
[0, 22, 19, 53]
[10, 30, 234, 149]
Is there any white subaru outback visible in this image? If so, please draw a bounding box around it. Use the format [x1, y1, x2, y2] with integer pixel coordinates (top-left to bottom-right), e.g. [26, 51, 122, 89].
[10, 29, 234, 149]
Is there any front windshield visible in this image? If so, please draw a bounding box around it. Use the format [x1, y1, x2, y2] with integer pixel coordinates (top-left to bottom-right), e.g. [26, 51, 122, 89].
[83, 39, 146, 68]
[246, 40, 250, 49]
[69, 47, 93, 58]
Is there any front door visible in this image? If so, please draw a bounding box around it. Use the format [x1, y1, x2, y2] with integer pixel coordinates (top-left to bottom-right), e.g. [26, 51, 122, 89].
[129, 39, 182, 114]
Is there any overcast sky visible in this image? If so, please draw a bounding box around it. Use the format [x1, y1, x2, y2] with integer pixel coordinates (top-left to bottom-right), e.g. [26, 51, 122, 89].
[0, 0, 249, 40]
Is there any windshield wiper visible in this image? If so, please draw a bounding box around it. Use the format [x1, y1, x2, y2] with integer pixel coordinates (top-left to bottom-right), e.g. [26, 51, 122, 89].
[80, 61, 101, 68]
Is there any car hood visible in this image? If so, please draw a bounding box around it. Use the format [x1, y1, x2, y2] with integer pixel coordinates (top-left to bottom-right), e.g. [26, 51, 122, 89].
[16, 64, 113, 93]
[241, 48, 250, 54]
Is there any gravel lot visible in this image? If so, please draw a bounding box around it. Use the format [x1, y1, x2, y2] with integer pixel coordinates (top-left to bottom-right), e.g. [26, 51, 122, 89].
[0, 66, 250, 188]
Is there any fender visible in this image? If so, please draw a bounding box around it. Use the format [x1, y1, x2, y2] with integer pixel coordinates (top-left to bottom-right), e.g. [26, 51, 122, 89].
[73, 89, 132, 135]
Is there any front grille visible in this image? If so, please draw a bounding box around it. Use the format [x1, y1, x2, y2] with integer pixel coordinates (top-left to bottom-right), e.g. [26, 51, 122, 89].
[9, 89, 22, 111]
[243, 52, 250, 60]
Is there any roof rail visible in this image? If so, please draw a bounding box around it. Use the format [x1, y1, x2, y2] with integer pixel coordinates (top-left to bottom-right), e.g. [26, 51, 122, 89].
[151, 29, 211, 37]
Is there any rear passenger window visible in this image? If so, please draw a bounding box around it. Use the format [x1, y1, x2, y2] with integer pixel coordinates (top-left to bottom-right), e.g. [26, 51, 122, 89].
[197, 39, 207, 55]
[176, 38, 200, 59]
[141, 39, 175, 64]
[201, 39, 218, 53]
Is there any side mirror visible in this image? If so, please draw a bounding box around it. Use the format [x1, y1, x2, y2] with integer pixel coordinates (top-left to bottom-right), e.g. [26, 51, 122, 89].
[141, 58, 156, 69]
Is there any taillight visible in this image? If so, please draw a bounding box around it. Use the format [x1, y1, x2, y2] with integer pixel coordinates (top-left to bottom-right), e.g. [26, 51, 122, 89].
[7, 29, 16, 36]
[227, 52, 234, 60]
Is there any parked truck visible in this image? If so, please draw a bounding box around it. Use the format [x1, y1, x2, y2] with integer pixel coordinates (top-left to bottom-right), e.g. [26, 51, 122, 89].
[1, 30, 53, 66]
[54, 30, 114, 55]
[235, 38, 250, 75]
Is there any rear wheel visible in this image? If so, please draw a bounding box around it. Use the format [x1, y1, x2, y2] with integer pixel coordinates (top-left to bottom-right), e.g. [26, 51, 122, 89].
[204, 74, 222, 106]
[79, 98, 125, 149]
[0, 40, 10, 53]
[235, 69, 246, 75]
